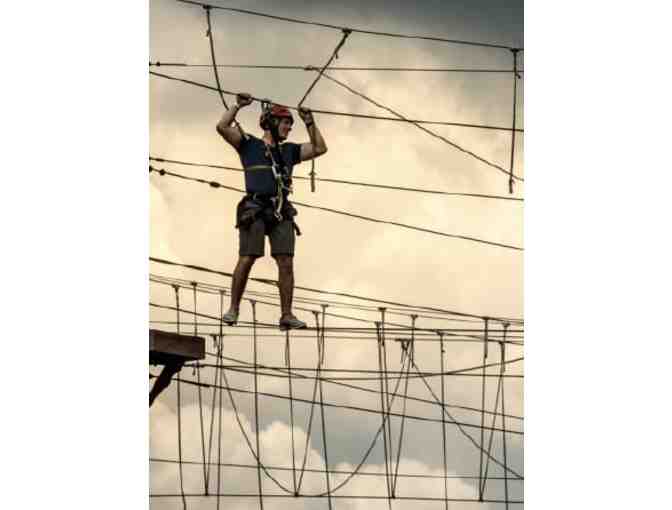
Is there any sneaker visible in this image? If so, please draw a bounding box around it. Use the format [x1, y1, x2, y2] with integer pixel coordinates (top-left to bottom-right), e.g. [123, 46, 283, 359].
[279, 315, 307, 331]
[222, 309, 239, 326]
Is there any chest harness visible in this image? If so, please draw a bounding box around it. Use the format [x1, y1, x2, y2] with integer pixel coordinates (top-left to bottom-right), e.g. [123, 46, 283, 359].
[259, 99, 293, 222]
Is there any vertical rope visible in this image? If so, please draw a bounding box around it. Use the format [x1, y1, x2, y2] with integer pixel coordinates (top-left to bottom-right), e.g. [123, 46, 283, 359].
[478, 316, 489, 501]
[297, 29, 351, 108]
[285, 330, 299, 495]
[480, 358, 504, 497]
[508, 49, 520, 194]
[296, 311, 322, 493]
[501, 324, 510, 510]
[391, 314, 416, 495]
[215, 292, 225, 510]
[298, 29, 351, 194]
[191, 282, 208, 494]
[379, 306, 395, 500]
[204, 5, 247, 140]
[375, 321, 393, 501]
[250, 299, 265, 510]
[438, 332, 449, 510]
[317, 304, 333, 510]
[172, 284, 187, 510]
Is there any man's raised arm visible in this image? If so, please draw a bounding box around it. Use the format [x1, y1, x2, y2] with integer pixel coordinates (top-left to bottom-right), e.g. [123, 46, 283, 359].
[298, 107, 328, 161]
[216, 93, 252, 150]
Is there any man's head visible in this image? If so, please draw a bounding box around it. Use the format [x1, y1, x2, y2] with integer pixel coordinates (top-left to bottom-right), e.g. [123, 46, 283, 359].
[260, 104, 294, 141]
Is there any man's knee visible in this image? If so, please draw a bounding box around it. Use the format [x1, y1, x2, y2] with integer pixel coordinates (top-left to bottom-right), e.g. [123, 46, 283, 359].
[274, 254, 294, 272]
[238, 255, 258, 270]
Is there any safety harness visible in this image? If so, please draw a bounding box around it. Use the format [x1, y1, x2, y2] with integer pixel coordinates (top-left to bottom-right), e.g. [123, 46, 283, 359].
[236, 101, 300, 235]
[260, 100, 293, 222]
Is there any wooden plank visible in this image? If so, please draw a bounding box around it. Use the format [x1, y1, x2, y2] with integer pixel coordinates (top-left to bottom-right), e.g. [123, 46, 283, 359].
[149, 329, 205, 366]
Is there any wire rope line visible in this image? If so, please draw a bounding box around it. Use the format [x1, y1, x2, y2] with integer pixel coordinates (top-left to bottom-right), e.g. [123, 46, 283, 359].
[200, 349, 524, 423]
[150, 274, 522, 325]
[203, 5, 246, 139]
[186, 303, 376, 498]
[150, 300, 523, 346]
[298, 29, 351, 107]
[508, 49, 521, 194]
[149, 166, 523, 251]
[188, 282, 209, 494]
[391, 316, 416, 496]
[250, 300, 265, 510]
[317, 307, 334, 509]
[478, 317, 489, 500]
[284, 331, 298, 494]
[149, 257, 523, 324]
[320, 70, 523, 180]
[150, 155, 523, 201]
[150, 274, 523, 332]
[174, 0, 520, 51]
[149, 289, 519, 346]
[214, 292, 227, 508]
[149, 61, 525, 73]
[171, 285, 188, 510]
[294, 315, 322, 494]
[150, 457, 522, 482]
[480, 356, 504, 498]
[439, 333, 450, 510]
[409, 357, 522, 479]
[375, 322, 393, 499]
[319, 70, 523, 134]
[149, 493, 523, 503]
[149, 70, 524, 133]
[168, 341, 438, 498]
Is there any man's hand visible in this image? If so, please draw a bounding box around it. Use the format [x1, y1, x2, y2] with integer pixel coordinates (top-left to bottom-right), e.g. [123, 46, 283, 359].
[236, 93, 253, 108]
[298, 107, 314, 126]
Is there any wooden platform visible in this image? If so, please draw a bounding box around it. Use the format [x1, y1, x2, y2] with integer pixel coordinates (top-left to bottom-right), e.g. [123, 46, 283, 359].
[149, 329, 205, 366]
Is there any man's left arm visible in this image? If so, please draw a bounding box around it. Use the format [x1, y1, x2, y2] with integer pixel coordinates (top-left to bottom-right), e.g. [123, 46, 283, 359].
[298, 107, 328, 162]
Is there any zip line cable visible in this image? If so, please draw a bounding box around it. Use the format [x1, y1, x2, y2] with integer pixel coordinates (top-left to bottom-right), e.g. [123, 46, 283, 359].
[149, 256, 524, 324]
[174, 0, 521, 51]
[150, 155, 523, 201]
[149, 62, 525, 73]
[149, 70, 523, 133]
[149, 166, 523, 251]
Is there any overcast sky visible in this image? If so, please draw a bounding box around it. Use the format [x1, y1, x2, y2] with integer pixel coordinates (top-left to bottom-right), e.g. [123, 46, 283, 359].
[149, 0, 524, 508]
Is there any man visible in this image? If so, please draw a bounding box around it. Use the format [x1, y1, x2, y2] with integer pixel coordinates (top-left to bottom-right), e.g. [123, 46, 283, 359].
[216, 93, 328, 330]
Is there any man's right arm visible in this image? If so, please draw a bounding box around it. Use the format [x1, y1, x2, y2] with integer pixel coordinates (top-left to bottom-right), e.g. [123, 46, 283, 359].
[216, 93, 252, 150]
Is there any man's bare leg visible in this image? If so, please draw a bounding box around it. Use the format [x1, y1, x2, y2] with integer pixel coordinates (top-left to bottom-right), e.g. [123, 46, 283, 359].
[224, 255, 256, 322]
[275, 255, 306, 329]
[275, 254, 294, 318]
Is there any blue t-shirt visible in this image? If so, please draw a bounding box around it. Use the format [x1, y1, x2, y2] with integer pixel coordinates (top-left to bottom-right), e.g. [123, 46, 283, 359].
[236, 135, 302, 194]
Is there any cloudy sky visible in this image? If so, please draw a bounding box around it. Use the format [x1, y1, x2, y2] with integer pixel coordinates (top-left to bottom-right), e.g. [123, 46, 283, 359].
[149, 0, 524, 508]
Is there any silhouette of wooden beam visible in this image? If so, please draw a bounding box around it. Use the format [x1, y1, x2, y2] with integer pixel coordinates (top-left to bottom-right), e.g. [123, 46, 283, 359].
[149, 329, 205, 406]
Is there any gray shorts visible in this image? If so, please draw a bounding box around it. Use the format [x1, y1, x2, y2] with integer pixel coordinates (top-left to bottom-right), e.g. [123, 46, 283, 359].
[239, 217, 295, 257]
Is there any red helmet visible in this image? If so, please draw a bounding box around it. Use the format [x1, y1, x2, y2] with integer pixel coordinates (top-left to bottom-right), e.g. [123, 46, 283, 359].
[260, 104, 294, 130]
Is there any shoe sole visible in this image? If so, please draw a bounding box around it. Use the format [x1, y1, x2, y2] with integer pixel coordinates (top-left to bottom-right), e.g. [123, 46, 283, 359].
[279, 324, 307, 331]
